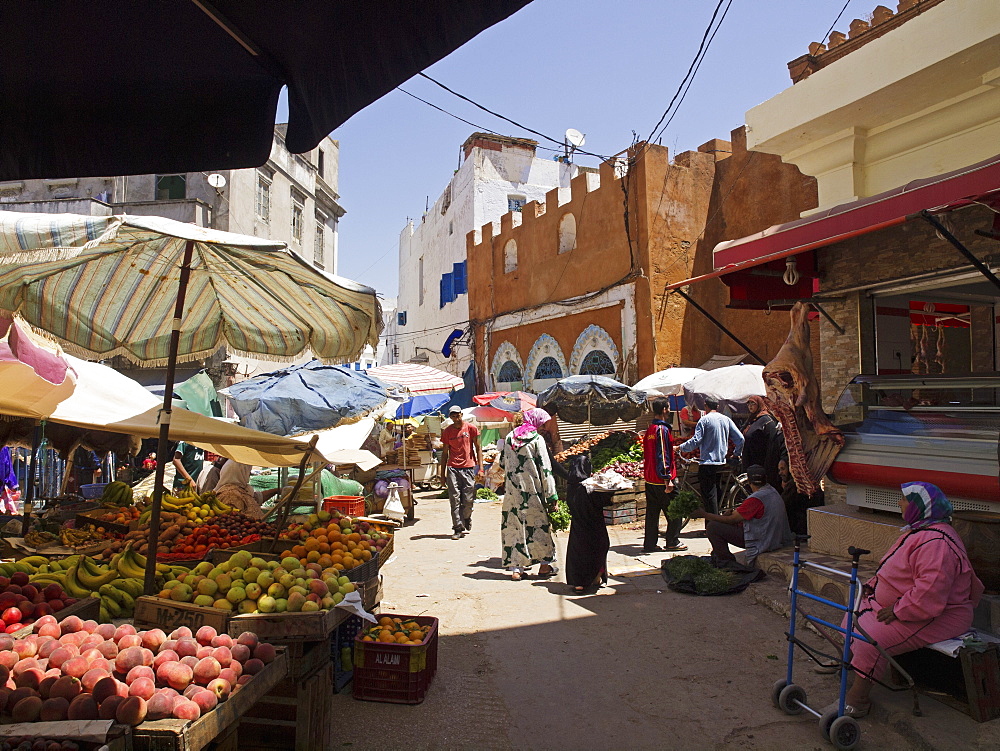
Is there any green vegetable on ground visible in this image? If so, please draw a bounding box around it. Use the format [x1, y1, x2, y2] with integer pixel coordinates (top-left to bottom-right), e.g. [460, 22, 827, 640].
[664, 556, 737, 594]
[667, 488, 701, 520]
[476, 488, 499, 502]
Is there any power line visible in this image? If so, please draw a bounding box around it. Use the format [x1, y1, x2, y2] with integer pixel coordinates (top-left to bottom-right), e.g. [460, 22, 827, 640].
[821, 0, 854, 46]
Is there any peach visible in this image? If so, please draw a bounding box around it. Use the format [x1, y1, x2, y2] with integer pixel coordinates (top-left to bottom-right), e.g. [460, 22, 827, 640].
[81, 648, 104, 662]
[12, 658, 42, 677]
[114, 646, 145, 676]
[128, 677, 156, 701]
[206, 678, 231, 700]
[62, 656, 90, 679]
[157, 661, 193, 691]
[89, 658, 113, 675]
[38, 675, 57, 699]
[159, 639, 177, 654]
[113, 624, 137, 642]
[48, 676, 82, 701]
[32, 615, 57, 630]
[36, 622, 61, 639]
[39, 696, 69, 722]
[180, 656, 199, 669]
[95, 623, 116, 640]
[196, 646, 213, 660]
[98, 694, 125, 720]
[59, 616, 83, 635]
[175, 639, 199, 658]
[126, 665, 155, 685]
[116, 695, 147, 726]
[140, 648, 155, 667]
[0, 636, 12, 653]
[80, 634, 104, 651]
[13, 668, 43, 691]
[81, 668, 110, 693]
[230, 644, 251, 663]
[0, 651, 18, 670]
[253, 643, 276, 664]
[11, 694, 42, 722]
[97, 640, 119, 659]
[38, 639, 61, 659]
[172, 698, 200, 720]
[154, 650, 179, 670]
[237, 674, 253, 685]
[81, 620, 98, 634]
[235, 632, 258, 650]
[13, 639, 38, 659]
[210, 647, 232, 667]
[117, 634, 142, 650]
[155, 686, 179, 699]
[190, 688, 217, 713]
[146, 692, 174, 720]
[218, 668, 239, 686]
[91, 676, 119, 705]
[195, 626, 217, 646]
[210, 633, 233, 649]
[169, 627, 192, 640]
[0, 686, 10, 711]
[140, 628, 167, 651]
[193, 657, 221, 685]
[8, 686, 40, 707]
[183, 684, 202, 699]
[43, 667, 61, 680]
[0, 664, 9, 687]
[47, 646, 77, 669]
[67, 693, 99, 721]
[243, 658, 264, 675]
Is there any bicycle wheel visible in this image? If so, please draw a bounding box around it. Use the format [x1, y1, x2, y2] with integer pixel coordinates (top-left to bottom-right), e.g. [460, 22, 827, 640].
[720, 472, 749, 514]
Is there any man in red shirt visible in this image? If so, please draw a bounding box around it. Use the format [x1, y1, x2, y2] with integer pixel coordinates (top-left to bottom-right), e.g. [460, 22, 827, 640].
[691, 464, 792, 567]
[642, 398, 687, 553]
[440, 405, 482, 539]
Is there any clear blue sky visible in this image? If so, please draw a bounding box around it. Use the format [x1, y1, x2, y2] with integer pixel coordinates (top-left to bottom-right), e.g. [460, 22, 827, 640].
[277, 0, 859, 299]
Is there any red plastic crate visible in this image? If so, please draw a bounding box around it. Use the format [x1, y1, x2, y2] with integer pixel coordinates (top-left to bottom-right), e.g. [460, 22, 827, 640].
[323, 495, 365, 517]
[353, 615, 438, 704]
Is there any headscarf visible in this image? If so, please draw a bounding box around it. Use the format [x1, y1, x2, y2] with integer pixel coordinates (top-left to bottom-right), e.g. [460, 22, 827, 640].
[743, 396, 771, 434]
[509, 408, 551, 449]
[901, 481, 952, 530]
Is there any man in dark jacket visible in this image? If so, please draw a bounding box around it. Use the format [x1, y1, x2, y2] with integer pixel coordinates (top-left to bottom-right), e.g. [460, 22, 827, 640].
[642, 398, 687, 553]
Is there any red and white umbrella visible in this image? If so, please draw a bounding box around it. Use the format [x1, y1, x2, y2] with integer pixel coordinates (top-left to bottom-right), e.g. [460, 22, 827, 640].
[366, 363, 464, 395]
[473, 390, 536, 412]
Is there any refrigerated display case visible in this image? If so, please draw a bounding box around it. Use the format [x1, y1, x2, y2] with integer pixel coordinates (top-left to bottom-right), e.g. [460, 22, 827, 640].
[828, 373, 1000, 513]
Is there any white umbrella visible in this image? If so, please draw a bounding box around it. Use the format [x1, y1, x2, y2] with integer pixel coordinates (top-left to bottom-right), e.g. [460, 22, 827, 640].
[366, 363, 464, 395]
[633, 368, 706, 397]
[0, 317, 77, 420]
[683, 364, 766, 405]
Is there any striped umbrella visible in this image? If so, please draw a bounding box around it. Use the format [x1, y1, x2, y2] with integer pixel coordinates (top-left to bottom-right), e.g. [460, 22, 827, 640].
[0, 211, 382, 593]
[366, 363, 464, 395]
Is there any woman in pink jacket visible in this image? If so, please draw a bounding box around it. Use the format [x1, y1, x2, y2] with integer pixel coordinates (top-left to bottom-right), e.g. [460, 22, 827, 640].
[840, 481, 984, 717]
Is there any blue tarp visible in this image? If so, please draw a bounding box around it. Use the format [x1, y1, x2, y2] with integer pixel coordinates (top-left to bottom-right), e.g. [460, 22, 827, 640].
[221, 360, 389, 436]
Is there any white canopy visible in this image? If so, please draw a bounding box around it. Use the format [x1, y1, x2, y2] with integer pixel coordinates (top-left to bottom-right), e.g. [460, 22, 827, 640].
[633, 368, 706, 397]
[683, 364, 766, 405]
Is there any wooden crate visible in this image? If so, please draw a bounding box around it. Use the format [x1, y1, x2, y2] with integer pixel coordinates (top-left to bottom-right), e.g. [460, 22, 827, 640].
[11, 595, 101, 637]
[894, 644, 1000, 723]
[0, 719, 130, 749]
[76, 510, 139, 536]
[131, 648, 287, 751]
[356, 575, 382, 612]
[229, 603, 349, 643]
[133, 596, 230, 634]
[237, 664, 332, 751]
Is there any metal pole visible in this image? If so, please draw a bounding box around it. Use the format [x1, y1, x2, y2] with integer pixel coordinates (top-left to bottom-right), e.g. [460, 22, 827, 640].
[20, 426, 40, 536]
[144, 240, 196, 595]
[672, 288, 767, 365]
[919, 211, 1000, 293]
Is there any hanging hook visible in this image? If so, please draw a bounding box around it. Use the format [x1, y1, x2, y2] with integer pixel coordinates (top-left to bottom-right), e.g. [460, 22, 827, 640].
[783, 257, 801, 286]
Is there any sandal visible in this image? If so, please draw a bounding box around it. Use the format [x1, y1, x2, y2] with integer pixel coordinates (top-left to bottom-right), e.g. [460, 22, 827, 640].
[821, 701, 870, 719]
[571, 586, 585, 593]
[537, 564, 556, 578]
[511, 572, 522, 581]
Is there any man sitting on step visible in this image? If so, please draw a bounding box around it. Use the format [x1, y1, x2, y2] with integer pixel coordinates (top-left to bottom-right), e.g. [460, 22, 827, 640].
[691, 464, 792, 567]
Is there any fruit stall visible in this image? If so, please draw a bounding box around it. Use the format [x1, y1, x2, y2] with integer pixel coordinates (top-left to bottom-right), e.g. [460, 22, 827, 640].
[554, 430, 646, 525]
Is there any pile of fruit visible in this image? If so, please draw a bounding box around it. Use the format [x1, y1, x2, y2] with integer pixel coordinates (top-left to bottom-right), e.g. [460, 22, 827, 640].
[23, 547, 184, 623]
[360, 615, 431, 645]
[0, 568, 76, 634]
[99, 481, 134, 507]
[80, 505, 142, 531]
[0, 617, 277, 726]
[100, 511, 271, 561]
[280, 509, 391, 573]
[156, 550, 357, 614]
[0, 738, 81, 751]
[139, 489, 231, 525]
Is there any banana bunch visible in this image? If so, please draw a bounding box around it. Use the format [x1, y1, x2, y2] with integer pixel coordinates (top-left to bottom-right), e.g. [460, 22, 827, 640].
[28, 545, 186, 622]
[0, 556, 51, 577]
[24, 530, 58, 548]
[139, 489, 232, 525]
[100, 480, 134, 507]
[59, 526, 104, 549]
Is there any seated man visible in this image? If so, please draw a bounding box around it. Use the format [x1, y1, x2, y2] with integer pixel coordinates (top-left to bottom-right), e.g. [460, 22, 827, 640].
[692, 464, 792, 567]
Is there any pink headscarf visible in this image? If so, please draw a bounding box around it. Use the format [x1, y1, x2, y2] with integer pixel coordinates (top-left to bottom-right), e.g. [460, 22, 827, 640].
[509, 407, 551, 447]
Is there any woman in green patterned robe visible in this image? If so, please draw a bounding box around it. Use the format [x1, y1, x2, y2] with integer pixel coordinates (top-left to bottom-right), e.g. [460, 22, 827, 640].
[499, 408, 558, 581]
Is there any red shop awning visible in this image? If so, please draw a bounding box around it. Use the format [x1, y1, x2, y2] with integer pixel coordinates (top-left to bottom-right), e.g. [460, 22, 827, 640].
[664, 153, 1000, 292]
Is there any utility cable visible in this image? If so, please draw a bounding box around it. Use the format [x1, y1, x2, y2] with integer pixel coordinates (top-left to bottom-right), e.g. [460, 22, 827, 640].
[820, 0, 854, 46]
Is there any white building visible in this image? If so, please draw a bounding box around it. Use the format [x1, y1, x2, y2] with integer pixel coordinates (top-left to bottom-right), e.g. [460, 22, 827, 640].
[393, 133, 580, 376]
[0, 125, 344, 274]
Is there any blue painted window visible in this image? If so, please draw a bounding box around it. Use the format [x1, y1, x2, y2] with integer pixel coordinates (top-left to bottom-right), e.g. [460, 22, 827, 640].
[534, 357, 563, 380]
[497, 361, 522, 383]
[397, 311, 407, 326]
[452, 261, 467, 295]
[439, 273, 454, 308]
[580, 350, 615, 375]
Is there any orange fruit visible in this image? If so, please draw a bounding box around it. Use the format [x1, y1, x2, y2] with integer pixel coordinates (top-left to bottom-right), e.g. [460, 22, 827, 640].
[362, 636, 374, 642]
[333, 563, 345, 571]
[378, 616, 394, 627]
[291, 545, 306, 559]
[348, 532, 361, 543]
[360, 550, 372, 561]
[304, 538, 319, 552]
[394, 633, 409, 644]
[318, 554, 333, 568]
[377, 632, 394, 643]
[332, 542, 345, 552]
[311, 528, 325, 539]
[306, 550, 320, 563]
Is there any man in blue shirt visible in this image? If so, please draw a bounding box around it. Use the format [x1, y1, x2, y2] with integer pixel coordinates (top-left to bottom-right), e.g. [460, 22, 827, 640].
[678, 398, 744, 514]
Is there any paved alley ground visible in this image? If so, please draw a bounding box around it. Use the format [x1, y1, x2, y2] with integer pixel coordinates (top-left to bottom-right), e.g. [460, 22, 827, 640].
[332, 491, 1000, 750]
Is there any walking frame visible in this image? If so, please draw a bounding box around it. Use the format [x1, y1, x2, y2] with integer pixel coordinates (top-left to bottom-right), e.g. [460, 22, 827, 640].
[772, 535, 921, 750]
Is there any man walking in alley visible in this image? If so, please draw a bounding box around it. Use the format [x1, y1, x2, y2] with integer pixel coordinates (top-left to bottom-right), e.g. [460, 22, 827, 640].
[440, 405, 482, 539]
[678, 398, 743, 514]
[642, 398, 687, 553]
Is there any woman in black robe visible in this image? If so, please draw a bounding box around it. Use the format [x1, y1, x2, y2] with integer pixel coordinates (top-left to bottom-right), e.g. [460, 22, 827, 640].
[564, 453, 614, 593]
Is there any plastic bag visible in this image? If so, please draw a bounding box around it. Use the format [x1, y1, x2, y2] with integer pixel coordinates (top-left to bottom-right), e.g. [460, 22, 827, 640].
[383, 482, 406, 522]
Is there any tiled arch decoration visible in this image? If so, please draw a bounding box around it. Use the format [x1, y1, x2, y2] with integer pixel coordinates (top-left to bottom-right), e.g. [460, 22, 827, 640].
[490, 341, 524, 388]
[570, 325, 620, 376]
[524, 334, 568, 390]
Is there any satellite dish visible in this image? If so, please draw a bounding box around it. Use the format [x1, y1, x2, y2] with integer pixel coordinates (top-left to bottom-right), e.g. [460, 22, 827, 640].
[565, 129, 586, 148]
[206, 173, 227, 189]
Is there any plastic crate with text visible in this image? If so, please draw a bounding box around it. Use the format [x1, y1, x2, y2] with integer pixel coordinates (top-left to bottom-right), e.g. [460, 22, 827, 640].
[323, 495, 366, 517]
[330, 614, 364, 692]
[353, 615, 439, 704]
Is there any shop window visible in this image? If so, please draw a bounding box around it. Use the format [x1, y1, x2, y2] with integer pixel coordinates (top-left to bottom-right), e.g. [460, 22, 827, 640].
[291, 202, 303, 244]
[317, 149, 325, 176]
[497, 361, 522, 383]
[504, 240, 517, 273]
[314, 212, 326, 267]
[155, 174, 186, 200]
[534, 356, 563, 380]
[579, 350, 615, 376]
[558, 213, 577, 253]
